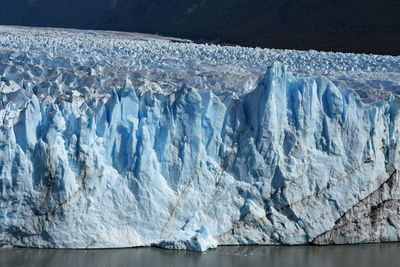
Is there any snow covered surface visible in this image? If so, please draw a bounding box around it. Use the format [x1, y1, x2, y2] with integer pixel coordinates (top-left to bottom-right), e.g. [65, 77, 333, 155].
[0, 26, 400, 251]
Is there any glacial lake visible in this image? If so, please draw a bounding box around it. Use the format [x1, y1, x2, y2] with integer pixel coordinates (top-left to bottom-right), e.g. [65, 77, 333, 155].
[2, 243, 400, 267]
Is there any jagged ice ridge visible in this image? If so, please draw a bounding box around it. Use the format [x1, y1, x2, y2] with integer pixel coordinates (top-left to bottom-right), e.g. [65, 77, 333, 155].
[0, 26, 400, 251]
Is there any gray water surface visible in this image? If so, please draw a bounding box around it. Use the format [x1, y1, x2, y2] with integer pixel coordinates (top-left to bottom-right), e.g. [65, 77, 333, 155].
[1, 243, 400, 267]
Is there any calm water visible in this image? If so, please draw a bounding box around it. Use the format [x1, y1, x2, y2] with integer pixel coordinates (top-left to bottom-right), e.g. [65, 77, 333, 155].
[1, 243, 400, 267]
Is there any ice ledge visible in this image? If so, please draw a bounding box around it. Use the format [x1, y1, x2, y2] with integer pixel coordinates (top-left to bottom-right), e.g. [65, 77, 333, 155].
[154, 226, 218, 252]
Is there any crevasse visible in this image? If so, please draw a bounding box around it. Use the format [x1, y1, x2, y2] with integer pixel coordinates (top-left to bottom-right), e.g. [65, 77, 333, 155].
[1, 63, 400, 251]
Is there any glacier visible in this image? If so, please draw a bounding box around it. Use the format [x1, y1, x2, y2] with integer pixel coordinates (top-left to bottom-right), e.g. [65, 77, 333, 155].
[0, 26, 400, 251]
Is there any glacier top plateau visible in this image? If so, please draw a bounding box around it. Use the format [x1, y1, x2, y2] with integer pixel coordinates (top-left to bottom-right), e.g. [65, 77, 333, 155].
[0, 26, 399, 102]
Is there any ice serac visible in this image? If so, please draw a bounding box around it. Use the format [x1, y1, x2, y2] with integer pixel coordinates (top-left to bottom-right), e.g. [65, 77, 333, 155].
[1, 62, 400, 252]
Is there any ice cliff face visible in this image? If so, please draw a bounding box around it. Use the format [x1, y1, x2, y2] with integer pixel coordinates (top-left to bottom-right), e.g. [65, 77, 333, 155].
[0, 26, 400, 251]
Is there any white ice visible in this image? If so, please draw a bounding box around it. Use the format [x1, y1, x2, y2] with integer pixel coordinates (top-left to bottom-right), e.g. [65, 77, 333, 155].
[0, 26, 400, 251]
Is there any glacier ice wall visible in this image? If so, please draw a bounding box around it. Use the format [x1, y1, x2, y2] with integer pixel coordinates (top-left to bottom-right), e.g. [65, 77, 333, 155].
[0, 26, 400, 251]
[1, 62, 400, 251]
